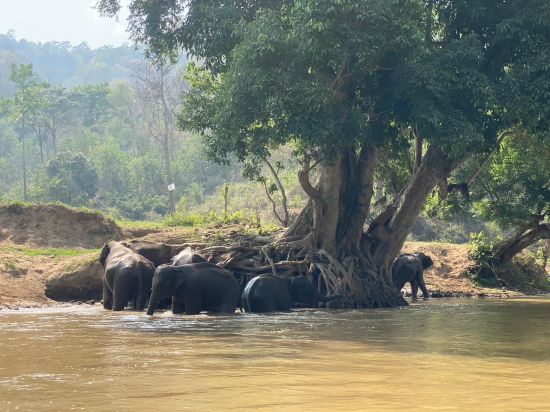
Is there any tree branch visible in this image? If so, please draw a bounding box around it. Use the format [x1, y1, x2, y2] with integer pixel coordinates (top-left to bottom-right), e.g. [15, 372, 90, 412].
[298, 159, 322, 201]
[263, 158, 289, 226]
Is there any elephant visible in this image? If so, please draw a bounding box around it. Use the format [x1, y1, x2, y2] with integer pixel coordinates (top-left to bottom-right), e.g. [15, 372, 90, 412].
[99, 241, 155, 311]
[171, 247, 207, 265]
[121, 240, 184, 267]
[391, 252, 434, 300]
[241, 274, 341, 313]
[147, 262, 240, 315]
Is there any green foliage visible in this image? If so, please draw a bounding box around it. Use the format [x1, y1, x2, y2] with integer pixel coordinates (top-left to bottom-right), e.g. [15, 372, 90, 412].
[31, 152, 98, 206]
[472, 133, 550, 229]
[469, 232, 496, 266]
[162, 209, 260, 228]
[467, 232, 501, 287]
[4, 245, 97, 258]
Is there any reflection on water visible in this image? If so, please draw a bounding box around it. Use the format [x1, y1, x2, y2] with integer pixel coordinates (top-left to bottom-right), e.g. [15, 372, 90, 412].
[1, 297, 550, 411]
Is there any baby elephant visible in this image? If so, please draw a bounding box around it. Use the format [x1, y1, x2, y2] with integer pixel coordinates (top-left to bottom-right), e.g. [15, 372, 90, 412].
[147, 262, 240, 315]
[392, 252, 434, 300]
[99, 241, 155, 311]
[242, 274, 341, 313]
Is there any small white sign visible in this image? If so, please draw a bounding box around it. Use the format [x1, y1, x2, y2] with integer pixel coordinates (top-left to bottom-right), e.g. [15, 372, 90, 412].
[167, 183, 175, 192]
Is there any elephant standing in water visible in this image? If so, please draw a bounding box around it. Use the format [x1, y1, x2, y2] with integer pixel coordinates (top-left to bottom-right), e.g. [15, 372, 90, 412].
[147, 262, 240, 315]
[392, 252, 434, 300]
[99, 241, 155, 311]
[242, 274, 341, 313]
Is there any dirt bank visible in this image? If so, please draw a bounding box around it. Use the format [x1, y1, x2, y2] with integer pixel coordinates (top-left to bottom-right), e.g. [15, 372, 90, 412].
[0, 204, 547, 308]
[0, 203, 123, 248]
[2, 236, 529, 309]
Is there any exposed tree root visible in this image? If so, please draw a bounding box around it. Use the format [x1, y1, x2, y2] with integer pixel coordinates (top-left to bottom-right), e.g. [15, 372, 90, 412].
[191, 231, 405, 308]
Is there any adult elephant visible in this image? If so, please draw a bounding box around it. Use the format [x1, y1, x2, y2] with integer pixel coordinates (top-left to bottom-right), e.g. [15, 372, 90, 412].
[242, 274, 341, 313]
[171, 247, 207, 265]
[121, 240, 183, 267]
[147, 262, 240, 315]
[99, 241, 155, 311]
[391, 252, 434, 300]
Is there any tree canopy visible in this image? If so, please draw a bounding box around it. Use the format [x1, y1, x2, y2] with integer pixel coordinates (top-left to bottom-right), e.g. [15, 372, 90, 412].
[95, 0, 550, 307]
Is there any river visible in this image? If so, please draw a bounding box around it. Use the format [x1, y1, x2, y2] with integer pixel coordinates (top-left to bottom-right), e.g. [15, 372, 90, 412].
[1, 297, 550, 411]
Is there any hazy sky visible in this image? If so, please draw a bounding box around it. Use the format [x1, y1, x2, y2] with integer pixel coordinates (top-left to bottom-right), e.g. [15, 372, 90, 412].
[0, 0, 131, 48]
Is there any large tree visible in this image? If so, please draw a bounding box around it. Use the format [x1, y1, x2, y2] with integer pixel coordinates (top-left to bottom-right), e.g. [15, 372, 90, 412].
[98, 0, 550, 307]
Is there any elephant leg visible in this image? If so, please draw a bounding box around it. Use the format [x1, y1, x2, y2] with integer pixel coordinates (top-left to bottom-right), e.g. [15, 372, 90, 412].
[219, 300, 237, 314]
[184, 294, 202, 315]
[135, 290, 148, 311]
[411, 280, 419, 300]
[112, 280, 129, 311]
[172, 297, 186, 314]
[103, 279, 113, 310]
[418, 271, 430, 299]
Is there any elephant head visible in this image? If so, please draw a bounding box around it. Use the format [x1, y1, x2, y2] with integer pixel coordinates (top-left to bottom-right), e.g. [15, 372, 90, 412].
[289, 275, 341, 307]
[147, 265, 184, 315]
[417, 253, 434, 270]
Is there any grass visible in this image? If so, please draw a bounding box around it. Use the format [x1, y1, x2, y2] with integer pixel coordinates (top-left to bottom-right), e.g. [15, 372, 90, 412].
[114, 218, 164, 231]
[4, 245, 98, 258]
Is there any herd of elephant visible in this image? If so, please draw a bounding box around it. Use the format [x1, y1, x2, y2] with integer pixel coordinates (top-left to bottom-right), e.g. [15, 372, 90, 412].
[99, 240, 434, 315]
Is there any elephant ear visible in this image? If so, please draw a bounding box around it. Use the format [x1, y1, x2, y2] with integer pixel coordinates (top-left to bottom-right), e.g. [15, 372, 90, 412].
[99, 242, 111, 266]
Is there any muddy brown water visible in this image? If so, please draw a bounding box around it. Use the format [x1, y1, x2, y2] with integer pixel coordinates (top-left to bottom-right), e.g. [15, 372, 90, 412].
[1, 297, 550, 411]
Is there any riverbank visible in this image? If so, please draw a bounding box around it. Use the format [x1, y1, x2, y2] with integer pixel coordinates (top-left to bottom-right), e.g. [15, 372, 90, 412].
[0, 204, 547, 309]
[2, 234, 542, 309]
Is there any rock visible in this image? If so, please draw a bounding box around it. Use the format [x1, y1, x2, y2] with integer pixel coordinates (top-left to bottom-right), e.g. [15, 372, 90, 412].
[86, 300, 96, 305]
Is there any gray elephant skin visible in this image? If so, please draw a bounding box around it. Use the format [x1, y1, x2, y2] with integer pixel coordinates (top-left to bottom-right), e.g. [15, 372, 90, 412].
[171, 247, 207, 265]
[121, 240, 183, 267]
[241, 274, 341, 313]
[392, 252, 434, 299]
[99, 241, 155, 311]
[147, 262, 240, 315]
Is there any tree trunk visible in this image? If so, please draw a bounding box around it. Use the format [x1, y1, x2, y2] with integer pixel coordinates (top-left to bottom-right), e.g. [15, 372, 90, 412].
[492, 222, 550, 266]
[21, 136, 28, 200]
[284, 144, 452, 308]
[263, 158, 290, 226]
[51, 127, 57, 154]
[163, 138, 176, 213]
[160, 72, 176, 213]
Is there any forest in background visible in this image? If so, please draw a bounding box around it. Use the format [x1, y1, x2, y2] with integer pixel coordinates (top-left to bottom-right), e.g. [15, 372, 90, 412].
[0, 32, 151, 96]
[0, 50, 491, 242]
[0, 36, 307, 224]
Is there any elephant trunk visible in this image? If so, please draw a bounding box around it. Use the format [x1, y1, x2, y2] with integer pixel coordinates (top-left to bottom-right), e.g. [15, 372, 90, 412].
[147, 291, 160, 315]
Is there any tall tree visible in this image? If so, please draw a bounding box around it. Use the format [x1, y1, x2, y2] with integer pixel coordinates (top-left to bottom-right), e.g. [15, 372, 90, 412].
[132, 61, 185, 212]
[0, 64, 39, 199]
[98, 0, 550, 307]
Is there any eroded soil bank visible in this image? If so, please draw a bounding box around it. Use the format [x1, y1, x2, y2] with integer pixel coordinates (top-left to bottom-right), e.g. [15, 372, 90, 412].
[0, 204, 547, 309]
